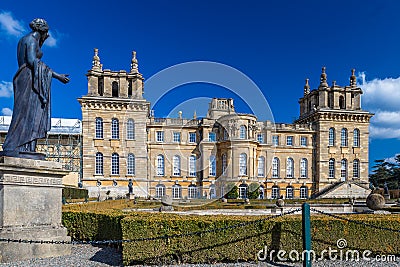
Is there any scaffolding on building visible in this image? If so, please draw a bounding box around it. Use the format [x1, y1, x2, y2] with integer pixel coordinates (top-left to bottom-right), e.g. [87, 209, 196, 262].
[0, 116, 82, 180]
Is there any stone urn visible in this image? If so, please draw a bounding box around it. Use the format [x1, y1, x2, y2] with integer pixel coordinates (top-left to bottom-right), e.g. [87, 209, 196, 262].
[276, 198, 285, 208]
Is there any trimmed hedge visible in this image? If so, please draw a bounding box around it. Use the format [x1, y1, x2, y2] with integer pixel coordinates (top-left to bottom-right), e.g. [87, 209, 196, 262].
[61, 210, 400, 265]
[63, 187, 89, 200]
[62, 211, 123, 241]
[121, 214, 400, 265]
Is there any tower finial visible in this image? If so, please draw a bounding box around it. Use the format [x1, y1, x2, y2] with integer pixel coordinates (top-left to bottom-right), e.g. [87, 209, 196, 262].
[304, 78, 310, 95]
[319, 66, 328, 87]
[130, 51, 139, 73]
[193, 110, 197, 119]
[92, 48, 102, 71]
[350, 68, 356, 87]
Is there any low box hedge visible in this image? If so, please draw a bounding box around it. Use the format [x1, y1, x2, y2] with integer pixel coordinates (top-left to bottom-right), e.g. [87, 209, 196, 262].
[62, 187, 89, 200]
[61, 210, 400, 265]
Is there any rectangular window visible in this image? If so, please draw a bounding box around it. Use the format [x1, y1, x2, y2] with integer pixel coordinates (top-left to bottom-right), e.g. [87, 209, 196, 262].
[272, 135, 279, 146]
[300, 136, 307, 146]
[189, 132, 196, 143]
[286, 136, 293, 146]
[257, 133, 264, 143]
[156, 131, 164, 142]
[173, 132, 181, 143]
[208, 132, 216, 142]
[209, 155, 216, 176]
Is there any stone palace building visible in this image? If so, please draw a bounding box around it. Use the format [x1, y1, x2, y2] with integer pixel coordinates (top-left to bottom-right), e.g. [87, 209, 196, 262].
[0, 49, 374, 199]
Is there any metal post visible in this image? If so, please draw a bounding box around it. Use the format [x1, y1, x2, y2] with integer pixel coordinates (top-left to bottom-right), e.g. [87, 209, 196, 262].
[302, 202, 312, 267]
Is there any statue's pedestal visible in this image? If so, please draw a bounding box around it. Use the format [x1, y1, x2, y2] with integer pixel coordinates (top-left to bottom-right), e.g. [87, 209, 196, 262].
[0, 156, 71, 263]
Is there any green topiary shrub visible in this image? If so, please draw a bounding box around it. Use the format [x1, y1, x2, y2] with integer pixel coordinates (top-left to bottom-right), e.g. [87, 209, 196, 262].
[225, 185, 238, 199]
[248, 183, 260, 199]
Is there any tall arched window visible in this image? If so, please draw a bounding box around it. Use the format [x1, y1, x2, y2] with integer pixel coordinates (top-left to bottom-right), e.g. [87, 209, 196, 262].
[271, 185, 280, 199]
[222, 153, 227, 175]
[239, 125, 247, 139]
[111, 153, 119, 175]
[300, 186, 308, 199]
[353, 129, 360, 147]
[328, 128, 335, 146]
[126, 119, 135, 140]
[272, 157, 280, 178]
[329, 158, 335, 178]
[95, 117, 103, 139]
[353, 159, 360, 178]
[286, 186, 294, 199]
[286, 158, 294, 178]
[239, 153, 247, 176]
[127, 153, 135, 175]
[95, 152, 103, 175]
[188, 185, 197, 199]
[111, 118, 119, 139]
[257, 156, 265, 177]
[209, 155, 216, 176]
[341, 159, 347, 181]
[112, 81, 119, 97]
[156, 155, 164, 176]
[341, 128, 348, 147]
[300, 158, 308, 178]
[189, 155, 196, 177]
[155, 184, 165, 198]
[173, 155, 181, 176]
[172, 184, 182, 199]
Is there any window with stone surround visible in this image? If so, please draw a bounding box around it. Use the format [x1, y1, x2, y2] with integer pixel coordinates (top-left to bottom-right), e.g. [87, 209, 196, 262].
[111, 153, 119, 175]
[329, 158, 335, 178]
[188, 185, 197, 199]
[239, 125, 247, 139]
[300, 136, 307, 146]
[353, 129, 360, 147]
[209, 155, 216, 176]
[156, 155, 165, 176]
[111, 118, 119, 139]
[222, 153, 227, 175]
[286, 136, 293, 146]
[239, 183, 248, 199]
[272, 135, 279, 146]
[341, 128, 348, 147]
[271, 186, 280, 199]
[329, 128, 335, 146]
[95, 152, 103, 175]
[286, 186, 294, 199]
[189, 132, 196, 143]
[257, 156, 265, 177]
[272, 157, 280, 178]
[172, 184, 182, 199]
[257, 133, 264, 143]
[286, 157, 294, 178]
[353, 159, 360, 178]
[126, 119, 135, 140]
[239, 153, 247, 176]
[127, 153, 135, 175]
[300, 158, 308, 178]
[300, 186, 308, 199]
[173, 132, 181, 143]
[341, 159, 347, 180]
[155, 184, 165, 198]
[172, 155, 181, 176]
[189, 155, 196, 177]
[156, 131, 164, 142]
[95, 117, 103, 139]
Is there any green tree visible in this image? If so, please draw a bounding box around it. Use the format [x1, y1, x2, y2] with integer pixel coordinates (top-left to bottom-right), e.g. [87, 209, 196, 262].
[369, 158, 398, 189]
[225, 185, 238, 199]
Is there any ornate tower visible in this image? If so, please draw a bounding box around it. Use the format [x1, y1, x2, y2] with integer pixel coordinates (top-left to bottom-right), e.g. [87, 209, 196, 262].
[78, 49, 150, 197]
[296, 68, 373, 198]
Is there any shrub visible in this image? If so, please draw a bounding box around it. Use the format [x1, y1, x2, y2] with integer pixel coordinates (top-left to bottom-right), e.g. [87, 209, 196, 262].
[62, 187, 88, 200]
[248, 183, 260, 199]
[225, 186, 238, 199]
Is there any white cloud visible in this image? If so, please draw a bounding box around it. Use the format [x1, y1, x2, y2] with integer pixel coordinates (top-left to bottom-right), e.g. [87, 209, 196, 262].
[44, 31, 58, 47]
[0, 11, 25, 37]
[1, 108, 12, 116]
[385, 154, 399, 165]
[0, 81, 13, 97]
[358, 72, 400, 140]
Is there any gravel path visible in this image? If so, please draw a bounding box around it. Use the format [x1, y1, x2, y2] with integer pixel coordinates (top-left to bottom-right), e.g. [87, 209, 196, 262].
[0, 245, 398, 267]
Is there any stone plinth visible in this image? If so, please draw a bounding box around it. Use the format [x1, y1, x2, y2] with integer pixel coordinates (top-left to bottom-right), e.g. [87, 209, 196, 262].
[0, 156, 71, 263]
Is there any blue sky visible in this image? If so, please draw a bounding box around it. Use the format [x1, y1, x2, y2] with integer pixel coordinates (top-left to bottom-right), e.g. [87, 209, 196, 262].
[0, 0, 399, 166]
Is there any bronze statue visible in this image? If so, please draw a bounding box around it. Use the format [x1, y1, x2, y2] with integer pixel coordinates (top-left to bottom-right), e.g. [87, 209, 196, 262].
[1, 18, 69, 159]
